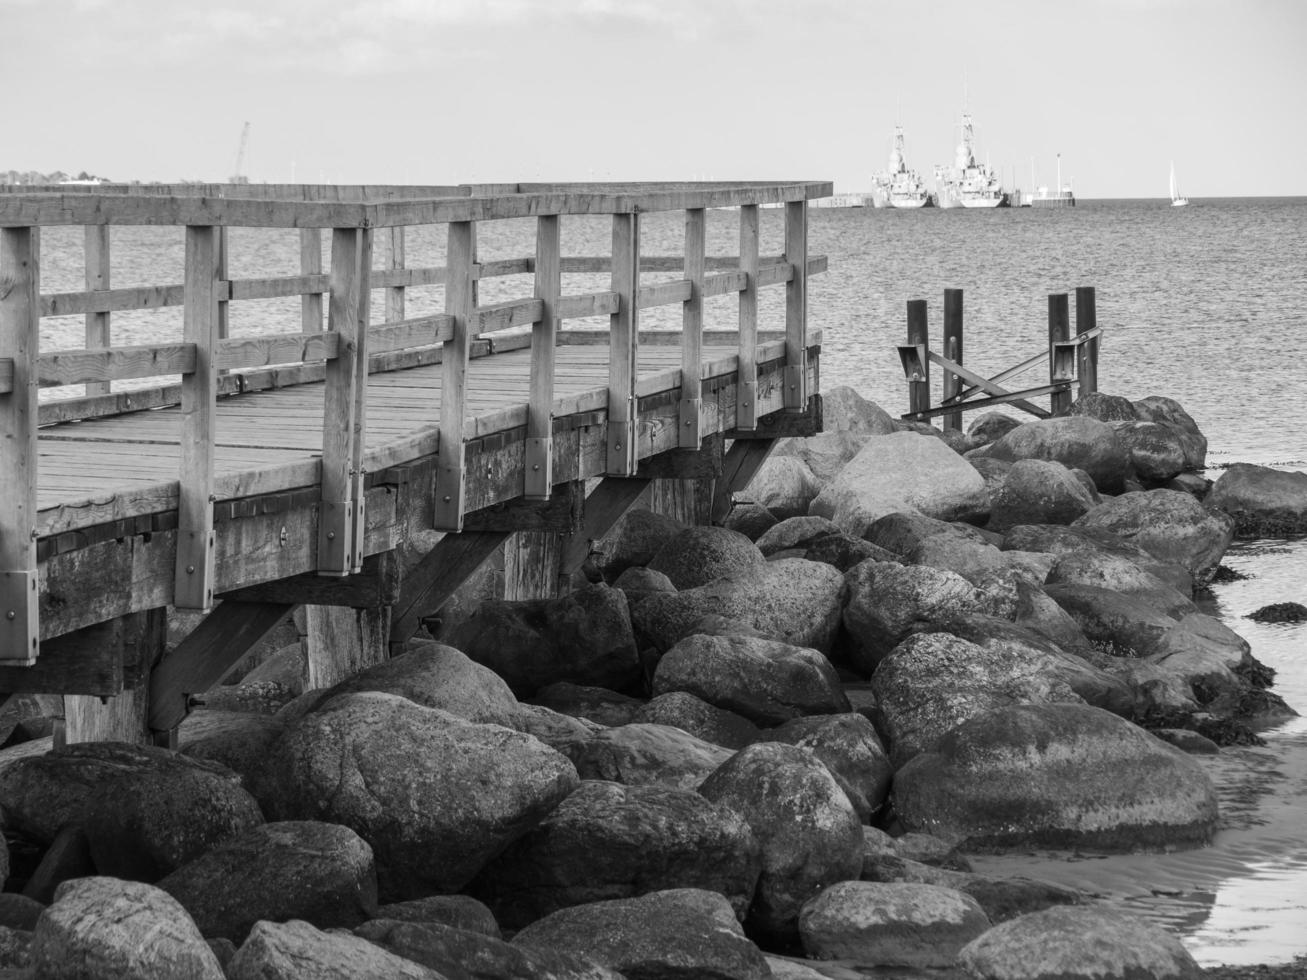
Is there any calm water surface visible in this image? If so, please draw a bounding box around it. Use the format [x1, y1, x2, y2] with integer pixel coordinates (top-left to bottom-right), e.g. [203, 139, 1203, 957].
[34, 197, 1307, 964]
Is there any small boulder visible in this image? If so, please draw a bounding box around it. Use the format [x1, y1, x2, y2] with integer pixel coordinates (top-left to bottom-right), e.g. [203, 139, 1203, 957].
[1134, 395, 1208, 469]
[988, 416, 1129, 494]
[1116, 420, 1189, 483]
[745, 454, 824, 520]
[591, 508, 686, 581]
[373, 895, 500, 937]
[773, 430, 872, 484]
[767, 713, 893, 823]
[722, 501, 779, 541]
[821, 386, 900, 435]
[1069, 392, 1139, 423]
[529, 681, 644, 728]
[1074, 490, 1235, 587]
[227, 918, 441, 979]
[986, 458, 1097, 533]
[967, 412, 1023, 448]
[1207, 463, 1307, 537]
[177, 710, 288, 800]
[470, 780, 761, 930]
[647, 526, 765, 589]
[632, 691, 762, 749]
[555, 723, 732, 790]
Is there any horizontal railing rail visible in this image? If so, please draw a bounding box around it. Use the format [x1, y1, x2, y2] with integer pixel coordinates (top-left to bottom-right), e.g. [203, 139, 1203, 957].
[0, 180, 830, 664]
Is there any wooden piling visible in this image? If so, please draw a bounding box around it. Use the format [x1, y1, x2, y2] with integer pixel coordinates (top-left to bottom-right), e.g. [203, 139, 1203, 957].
[906, 299, 931, 420]
[1048, 292, 1072, 415]
[941, 288, 963, 432]
[1076, 285, 1099, 396]
[83, 225, 111, 396]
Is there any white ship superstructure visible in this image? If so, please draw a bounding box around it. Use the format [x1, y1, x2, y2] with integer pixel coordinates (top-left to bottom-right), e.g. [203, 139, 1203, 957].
[871, 125, 930, 209]
[934, 111, 1006, 209]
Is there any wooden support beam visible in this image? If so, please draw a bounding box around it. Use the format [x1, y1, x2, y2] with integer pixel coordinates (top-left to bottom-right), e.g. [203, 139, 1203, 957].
[526, 214, 560, 499]
[1076, 285, 1099, 396]
[0, 616, 143, 696]
[463, 481, 584, 534]
[679, 208, 705, 448]
[148, 600, 295, 734]
[905, 298, 931, 423]
[712, 437, 779, 524]
[0, 226, 40, 665]
[64, 607, 167, 744]
[219, 551, 399, 609]
[783, 200, 808, 410]
[728, 395, 822, 440]
[434, 221, 476, 530]
[606, 213, 640, 475]
[305, 605, 390, 690]
[736, 204, 759, 430]
[1048, 292, 1072, 416]
[560, 477, 652, 578]
[941, 288, 963, 432]
[389, 531, 509, 651]
[637, 432, 724, 480]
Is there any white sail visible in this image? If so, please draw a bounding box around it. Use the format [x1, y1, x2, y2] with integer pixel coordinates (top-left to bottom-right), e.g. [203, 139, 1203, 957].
[1170, 161, 1188, 207]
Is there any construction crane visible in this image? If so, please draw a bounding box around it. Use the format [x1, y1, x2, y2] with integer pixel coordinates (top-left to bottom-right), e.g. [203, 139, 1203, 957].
[229, 121, 251, 184]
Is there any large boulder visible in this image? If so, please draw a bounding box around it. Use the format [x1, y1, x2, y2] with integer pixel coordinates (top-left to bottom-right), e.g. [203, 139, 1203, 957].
[986, 458, 1097, 533]
[698, 742, 863, 945]
[0, 742, 263, 883]
[590, 508, 686, 581]
[554, 723, 733, 790]
[469, 780, 761, 930]
[871, 632, 1084, 767]
[810, 432, 991, 535]
[1207, 463, 1307, 537]
[773, 430, 872, 484]
[959, 905, 1201, 980]
[647, 526, 765, 589]
[228, 919, 442, 979]
[1133, 395, 1208, 469]
[744, 454, 823, 520]
[820, 386, 899, 435]
[1002, 522, 1194, 597]
[798, 881, 990, 967]
[177, 709, 288, 800]
[841, 559, 982, 674]
[157, 821, 377, 944]
[652, 633, 850, 726]
[1068, 392, 1139, 423]
[29, 878, 224, 980]
[529, 682, 644, 728]
[631, 559, 846, 655]
[894, 703, 1219, 852]
[767, 714, 893, 823]
[1073, 490, 1235, 587]
[632, 692, 762, 750]
[967, 412, 1023, 448]
[988, 416, 1129, 494]
[354, 918, 623, 980]
[259, 691, 578, 901]
[321, 640, 521, 727]
[447, 584, 641, 697]
[1115, 421, 1189, 483]
[373, 895, 500, 937]
[512, 888, 770, 980]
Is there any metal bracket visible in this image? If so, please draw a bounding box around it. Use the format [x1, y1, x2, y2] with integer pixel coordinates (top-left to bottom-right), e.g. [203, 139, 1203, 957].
[317, 499, 354, 577]
[898, 343, 928, 382]
[784, 362, 806, 410]
[348, 496, 366, 575]
[173, 528, 216, 610]
[0, 570, 39, 666]
[1051, 340, 1079, 382]
[524, 435, 553, 500]
[736, 380, 757, 432]
[433, 451, 467, 532]
[678, 397, 702, 449]
[606, 418, 637, 477]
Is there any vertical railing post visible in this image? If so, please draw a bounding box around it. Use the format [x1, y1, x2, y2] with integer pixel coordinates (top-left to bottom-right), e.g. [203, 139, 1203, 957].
[216, 228, 231, 376]
[736, 204, 759, 431]
[941, 288, 964, 432]
[906, 299, 931, 420]
[174, 225, 221, 610]
[783, 199, 808, 411]
[606, 212, 640, 475]
[385, 227, 406, 325]
[84, 225, 111, 397]
[1048, 292, 1072, 415]
[679, 208, 705, 448]
[1075, 285, 1099, 396]
[525, 214, 560, 499]
[434, 220, 476, 530]
[318, 226, 373, 574]
[300, 229, 323, 333]
[0, 226, 40, 665]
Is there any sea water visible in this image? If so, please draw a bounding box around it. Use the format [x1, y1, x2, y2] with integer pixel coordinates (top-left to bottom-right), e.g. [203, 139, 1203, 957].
[31, 196, 1307, 964]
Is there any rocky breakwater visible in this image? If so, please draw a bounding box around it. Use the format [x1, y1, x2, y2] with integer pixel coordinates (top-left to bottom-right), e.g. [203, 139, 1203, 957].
[0, 385, 1295, 979]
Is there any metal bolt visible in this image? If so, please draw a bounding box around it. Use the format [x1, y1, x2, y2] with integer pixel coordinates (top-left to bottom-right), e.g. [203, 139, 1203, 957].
[326, 531, 335, 540]
[5, 611, 14, 621]
[443, 495, 451, 502]
[29, 528, 38, 539]
[186, 565, 195, 574]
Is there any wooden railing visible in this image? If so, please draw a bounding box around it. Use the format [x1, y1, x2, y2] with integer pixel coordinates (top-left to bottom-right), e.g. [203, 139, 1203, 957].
[0, 181, 830, 664]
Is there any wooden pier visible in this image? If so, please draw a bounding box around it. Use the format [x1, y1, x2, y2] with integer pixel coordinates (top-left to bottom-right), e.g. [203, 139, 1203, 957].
[0, 180, 830, 744]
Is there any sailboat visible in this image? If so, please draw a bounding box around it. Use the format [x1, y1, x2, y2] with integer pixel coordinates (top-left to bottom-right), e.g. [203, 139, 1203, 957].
[1169, 162, 1189, 207]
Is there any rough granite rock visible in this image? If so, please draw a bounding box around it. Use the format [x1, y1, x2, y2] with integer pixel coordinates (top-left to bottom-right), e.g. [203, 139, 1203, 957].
[1207, 463, 1307, 537]
[987, 416, 1130, 494]
[553, 722, 733, 790]
[227, 918, 443, 980]
[767, 713, 894, 823]
[647, 526, 766, 589]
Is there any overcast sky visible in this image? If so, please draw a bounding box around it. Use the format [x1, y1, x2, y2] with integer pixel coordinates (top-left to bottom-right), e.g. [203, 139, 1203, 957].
[5, 0, 1303, 198]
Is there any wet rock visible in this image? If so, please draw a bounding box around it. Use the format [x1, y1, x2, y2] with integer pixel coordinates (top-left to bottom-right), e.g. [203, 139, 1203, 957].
[698, 742, 863, 945]
[529, 682, 644, 727]
[894, 703, 1219, 852]
[512, 888, 770, 980]
[1133, 395, 1208, 470]
[591, 508, 686, 581]
[1152, 728, 1221, 754]
[871, 632, 1083, 767]
[260, 692, 578, 900]
[1116, 420, 1190, 483]
[810, 432, 991, 535]
[798, 880, 990, 967]
[374, 895, 500, 938]
[1247, 601, 1307, 622]
[157, 821, 377, 944]
[1074, 489, 1235, 587]
[470, 780, 761, 930]
[632, 559, 846, 655]
[841, 559, 982, 674]
[631, 691, 762, 749]
[354, 918, 623, 980]
[652, 633, 850, 726]
[0, 742, 263, 883]
[986, 458, 1098, 533]
[30, 877, 224, 980]
[448, 583, 641, 697]
[322, 640, 522, 726]
[647, 525, 765, 589]
[767, 713, 893, 823]
[959, 904, 1201, 980]
[554, 722, 732, 790]
[1069, 391, 1140, 423]
[988, 416, 1130, 494]
[1207, 463, 1307, 537]
[228, 918, 442, 979]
